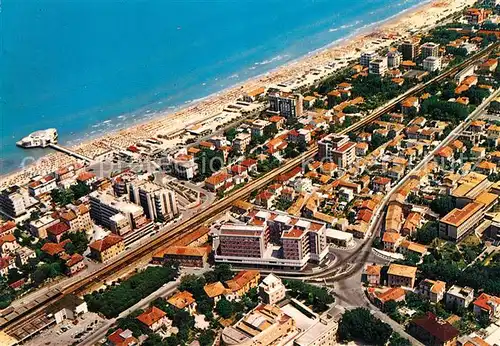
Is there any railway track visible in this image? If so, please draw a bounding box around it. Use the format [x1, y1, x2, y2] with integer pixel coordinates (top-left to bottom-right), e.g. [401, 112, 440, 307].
[1, 42, 497, 337]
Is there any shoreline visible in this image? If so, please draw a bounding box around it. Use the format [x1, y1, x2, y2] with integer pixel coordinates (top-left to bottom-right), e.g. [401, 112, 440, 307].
[0, 0, 475, 189]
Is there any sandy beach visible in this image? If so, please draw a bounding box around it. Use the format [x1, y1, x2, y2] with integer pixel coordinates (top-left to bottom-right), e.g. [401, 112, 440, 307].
[0, 0, 476, 189]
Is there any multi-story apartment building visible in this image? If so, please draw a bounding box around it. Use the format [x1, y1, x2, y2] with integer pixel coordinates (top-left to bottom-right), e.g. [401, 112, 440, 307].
[268, 92, 303, 119]
[318, 134, 356, 169]
[423, 56, 442, 72]
[387, 264, 417, 288]
[28, 174, 57, 197]
[400, 41, 419, 61]
[360, 51, 378, 67]
[0, 186, 36, 218]
[369, 57, 388, 76]
[170, 154, 198, 180]
[465, 7, 491, 25]
[89, 191, 147, 235]
[418, 279, 446, 303]
[420, 42, 440, 59]
[445, 285, 474, 310]
[89, 234, 125, 262]
[129, 181, 178, 222]
[387, 50, 402, 68]
[232, 132, 252, 153]
[213, 209, 328, 270]
[59, 203, 93, 235]
[29, 214, 59, 239]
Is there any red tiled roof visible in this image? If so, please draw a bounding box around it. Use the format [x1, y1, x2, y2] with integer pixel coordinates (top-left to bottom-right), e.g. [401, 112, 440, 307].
[137, 306, 167, 327]
[47, 222, 70, 236]
[411, 312, 459, 343]
[66, 253, 84, 267]
[89, 235, 123, 252]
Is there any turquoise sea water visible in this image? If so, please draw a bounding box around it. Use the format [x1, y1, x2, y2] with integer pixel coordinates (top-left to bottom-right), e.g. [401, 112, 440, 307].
[0, 0, 425, 174]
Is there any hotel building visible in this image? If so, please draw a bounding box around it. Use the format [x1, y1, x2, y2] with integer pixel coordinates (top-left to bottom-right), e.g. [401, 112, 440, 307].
[369, 57, 388, 76]
[129, 181, 178, 222]
[213, 209, 328, 270]
[420, 42, 440, 59]
[400, 41, 418, 61]
[268, 91, 304, 119]
[89, 191, 148, 235]
[360, 51, 378, 67]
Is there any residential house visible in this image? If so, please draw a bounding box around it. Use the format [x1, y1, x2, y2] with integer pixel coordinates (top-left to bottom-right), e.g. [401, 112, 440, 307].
[374, 287, 406, 309]
[107, 328, 139, 346]
[409, 312, 459, 346]
[382, 232, 402, 252]
[387, 264, 417, 288]
[204, 282, 227, 304]
[137, 306, 172, 332]
[224, 270, 261, 301]
[364, 264, 381, 285]
[0, 234, 19, 255]
[473, 293, 500, 320]
[259, 274, 286, 305]
[418, 279, 446, 303]
[167, 291, 197, 315]
[446, 285, 474, 310]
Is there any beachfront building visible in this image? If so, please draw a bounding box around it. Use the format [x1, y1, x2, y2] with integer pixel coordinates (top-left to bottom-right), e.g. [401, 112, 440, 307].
[420, 42, 439, 59]
[129, 181, 179, 222]
[89, 191, 148, 235]
[27, 174, 57, 197]
[318, 134, 356, 169]
[360, 51, 378, 67]
[0, 186, 37, 218]
[170, 153, 198, 180]
[387, 50, 402, 68]
[213, 208, 329, 270]
[369, 57, 388, 76]
[268, 91, 304, 119]
[400, 41, 418, 61]
[423, 56, 442, 72]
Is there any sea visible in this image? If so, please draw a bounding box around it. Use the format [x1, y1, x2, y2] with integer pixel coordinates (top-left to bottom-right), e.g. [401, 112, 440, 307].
[0, 0, 426, 174]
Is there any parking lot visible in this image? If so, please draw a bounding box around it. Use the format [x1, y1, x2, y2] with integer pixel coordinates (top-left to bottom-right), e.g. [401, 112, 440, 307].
[24, 312, 105, 346]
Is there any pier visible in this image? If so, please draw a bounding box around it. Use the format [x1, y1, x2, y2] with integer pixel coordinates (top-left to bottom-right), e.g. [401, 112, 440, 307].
[49, 144, 92, 162]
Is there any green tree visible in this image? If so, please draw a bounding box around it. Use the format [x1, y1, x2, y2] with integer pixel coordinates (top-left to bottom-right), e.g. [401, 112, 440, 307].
[70, 181, 91, 199]
[389, 333, 412, 346]
[61, 231, 89, 255]
[414, 221, 439, 245]
[338, 308, 392, 346]
[430, 195, 455, 217]
[216, 298, 234, 318]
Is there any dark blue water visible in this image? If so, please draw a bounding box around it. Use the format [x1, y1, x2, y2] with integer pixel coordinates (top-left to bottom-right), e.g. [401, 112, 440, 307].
[1, 0, 425, 174]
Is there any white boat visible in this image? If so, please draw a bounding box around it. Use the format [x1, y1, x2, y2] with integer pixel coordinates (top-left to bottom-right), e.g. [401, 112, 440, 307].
[16, 128, 58, 148]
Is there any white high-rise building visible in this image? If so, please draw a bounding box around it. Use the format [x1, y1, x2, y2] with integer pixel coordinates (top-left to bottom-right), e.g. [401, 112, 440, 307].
[369, 57, 388, 76]
[129, 182, 179, 222]
[360, 51, 378, 67]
